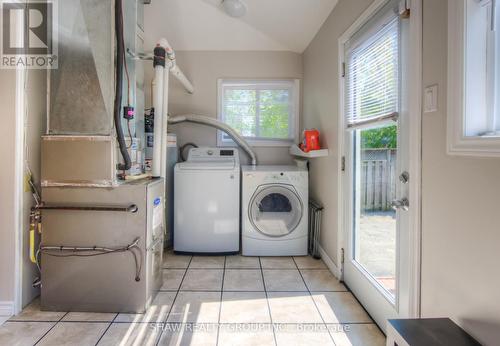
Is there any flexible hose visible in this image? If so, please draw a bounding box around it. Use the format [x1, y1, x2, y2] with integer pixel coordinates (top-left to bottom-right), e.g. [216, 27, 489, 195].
[168, 114, 258, 165]
[179, 142, 198, 162]
[114, 0, 131, 171]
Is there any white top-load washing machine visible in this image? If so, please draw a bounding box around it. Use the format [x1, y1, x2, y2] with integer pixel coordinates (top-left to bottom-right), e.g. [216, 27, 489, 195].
[174, 148, 240, 254]
[242, 166, 308, 256]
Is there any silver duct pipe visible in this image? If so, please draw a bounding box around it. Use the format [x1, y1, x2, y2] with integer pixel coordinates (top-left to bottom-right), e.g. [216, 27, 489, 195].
[168, 114, 258, 165]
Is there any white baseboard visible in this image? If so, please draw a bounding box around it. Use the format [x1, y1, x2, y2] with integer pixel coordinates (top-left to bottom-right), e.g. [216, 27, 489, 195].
[0, 301, 14, 317]
[318, 245, 342, 280]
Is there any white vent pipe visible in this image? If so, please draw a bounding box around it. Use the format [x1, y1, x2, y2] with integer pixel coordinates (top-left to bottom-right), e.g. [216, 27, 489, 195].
[152, 38, 194, 178]
[168, 114, 258, 165]
[160, 61, 170, 179]
[170, 65, 194, 94]
[158, 38, 194, 94]
[152, 62, 165, 177]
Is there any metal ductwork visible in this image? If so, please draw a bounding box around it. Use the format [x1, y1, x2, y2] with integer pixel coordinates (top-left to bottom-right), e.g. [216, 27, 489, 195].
[48, 0, 115, 135]
[44, 0, 146, 186]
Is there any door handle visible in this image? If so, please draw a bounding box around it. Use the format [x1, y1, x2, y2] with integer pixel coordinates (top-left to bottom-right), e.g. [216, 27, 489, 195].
[391, 198, 409, 211]
[399, 171, 410, 184]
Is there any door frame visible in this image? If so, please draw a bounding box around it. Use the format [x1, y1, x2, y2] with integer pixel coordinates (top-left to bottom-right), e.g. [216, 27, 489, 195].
[13, 67, 26, 315]
[336, 0, 422, 319]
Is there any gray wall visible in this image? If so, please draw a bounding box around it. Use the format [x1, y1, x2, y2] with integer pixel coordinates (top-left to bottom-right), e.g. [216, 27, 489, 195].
[303, 0, 372, 266]
[420, 1, 500, 345]
[145, 50, 303, 165]
[0, 69, 46, 311]
[21, 70, 47, 306]
[303, 0, 500, 344]
[0, 70, 17, 308]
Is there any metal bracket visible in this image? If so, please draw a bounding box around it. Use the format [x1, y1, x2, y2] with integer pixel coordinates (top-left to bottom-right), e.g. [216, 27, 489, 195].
[127, 48, 153, 61]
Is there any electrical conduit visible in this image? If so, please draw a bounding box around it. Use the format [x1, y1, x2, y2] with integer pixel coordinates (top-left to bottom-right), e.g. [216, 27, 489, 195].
[114, 0, 131, 171]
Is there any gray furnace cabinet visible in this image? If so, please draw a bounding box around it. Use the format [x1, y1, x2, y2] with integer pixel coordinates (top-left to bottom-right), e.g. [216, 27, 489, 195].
[40, 178, 164, 313]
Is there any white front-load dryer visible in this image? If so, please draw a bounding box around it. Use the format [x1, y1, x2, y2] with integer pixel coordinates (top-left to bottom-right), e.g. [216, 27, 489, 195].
[242, 166, 308, 256]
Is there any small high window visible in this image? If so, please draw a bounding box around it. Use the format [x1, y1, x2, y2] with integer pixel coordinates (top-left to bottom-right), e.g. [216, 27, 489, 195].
[217, 79, 299, 147]
[448, 0, 500, 155]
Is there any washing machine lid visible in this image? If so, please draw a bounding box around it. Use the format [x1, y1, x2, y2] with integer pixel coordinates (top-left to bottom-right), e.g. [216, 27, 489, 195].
[249, 184, 304, 238]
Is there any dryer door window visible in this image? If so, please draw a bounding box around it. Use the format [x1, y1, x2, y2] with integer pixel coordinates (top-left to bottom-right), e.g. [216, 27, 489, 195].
[249, 185, 303, 237]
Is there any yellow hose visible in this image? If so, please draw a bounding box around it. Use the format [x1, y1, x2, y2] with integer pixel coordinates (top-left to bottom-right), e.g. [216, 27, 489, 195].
[29, 226, 37, 264]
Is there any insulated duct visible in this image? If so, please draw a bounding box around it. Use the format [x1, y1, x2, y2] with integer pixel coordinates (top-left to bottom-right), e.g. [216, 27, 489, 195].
[168, 114, 257, 165]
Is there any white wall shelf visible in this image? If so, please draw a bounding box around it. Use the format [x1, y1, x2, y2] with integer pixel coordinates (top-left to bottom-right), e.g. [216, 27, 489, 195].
[289, 145, 329, 158]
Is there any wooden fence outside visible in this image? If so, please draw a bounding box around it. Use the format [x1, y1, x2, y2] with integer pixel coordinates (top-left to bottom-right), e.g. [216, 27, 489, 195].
[360, 149, 397, 211]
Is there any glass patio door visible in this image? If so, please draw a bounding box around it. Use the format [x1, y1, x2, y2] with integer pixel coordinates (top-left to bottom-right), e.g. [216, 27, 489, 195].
[342, 0, 412, 331]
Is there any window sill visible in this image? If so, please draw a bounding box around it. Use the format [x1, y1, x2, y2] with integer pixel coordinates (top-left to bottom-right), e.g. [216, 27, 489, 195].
[447, 135, 500, 157]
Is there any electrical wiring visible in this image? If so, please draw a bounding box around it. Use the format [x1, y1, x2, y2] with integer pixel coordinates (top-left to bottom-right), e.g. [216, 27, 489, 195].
[126, 119, 133, 149]
[121, 0, 131, 107]
[36, 237, 143, 282]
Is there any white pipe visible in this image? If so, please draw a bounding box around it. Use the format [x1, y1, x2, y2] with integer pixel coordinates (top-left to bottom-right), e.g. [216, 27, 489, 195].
[170, 65, 194, 94]
[168, 114, 258, 165]
[157, 38, 173, 57]
[160, 66, 170, 179]
[152, 65, 164, 177]
[152, 38, 194, 178]
[157, 38, 194, 94]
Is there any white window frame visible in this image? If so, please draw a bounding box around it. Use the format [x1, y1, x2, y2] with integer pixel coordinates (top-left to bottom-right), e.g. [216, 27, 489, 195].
[217, 79, 300, 147]
[448, 0, 500, 156]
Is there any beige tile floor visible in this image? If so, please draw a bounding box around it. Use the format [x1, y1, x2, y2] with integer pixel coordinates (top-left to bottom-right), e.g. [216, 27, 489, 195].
[0, 253, 385, 346]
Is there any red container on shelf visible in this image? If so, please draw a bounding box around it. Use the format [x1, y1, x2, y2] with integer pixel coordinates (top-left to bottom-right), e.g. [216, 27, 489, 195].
[300, 129, 321, 153]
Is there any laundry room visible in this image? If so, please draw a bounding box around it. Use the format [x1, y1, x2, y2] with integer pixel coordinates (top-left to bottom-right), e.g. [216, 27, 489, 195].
[1, 0, 500, 346]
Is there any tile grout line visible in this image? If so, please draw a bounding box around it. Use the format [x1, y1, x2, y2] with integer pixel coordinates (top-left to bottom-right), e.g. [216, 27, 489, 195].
[93, 313, 119, 346]
[292, 257, 338, 346]
[215, 256, 227, 346]
[33, 311, 69, 345]
[259, 257, 278, 346]
[340, 281, 382, 334]
[21, 255, 364, 346]
[155, 255, 193, 346]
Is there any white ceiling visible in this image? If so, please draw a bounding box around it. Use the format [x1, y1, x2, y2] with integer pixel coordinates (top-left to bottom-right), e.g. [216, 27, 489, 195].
[143, 0, 338, 53]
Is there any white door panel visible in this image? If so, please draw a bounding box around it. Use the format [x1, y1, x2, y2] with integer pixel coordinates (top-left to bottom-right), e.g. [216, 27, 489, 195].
[341, 0, 414, 332]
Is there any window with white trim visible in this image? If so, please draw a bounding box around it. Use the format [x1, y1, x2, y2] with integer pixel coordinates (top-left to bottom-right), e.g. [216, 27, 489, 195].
[217, 79, 299, 146]
[448, 0, 500, 155]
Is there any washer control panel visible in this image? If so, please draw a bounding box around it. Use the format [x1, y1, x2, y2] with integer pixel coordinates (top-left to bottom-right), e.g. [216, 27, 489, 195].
[244, 172, 307, 185]
[264, 172, 291, 183]
[187, 147, 238, 161]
